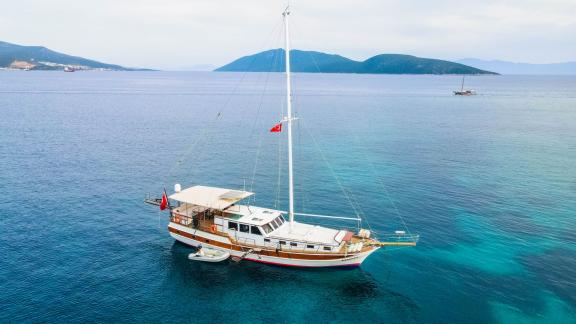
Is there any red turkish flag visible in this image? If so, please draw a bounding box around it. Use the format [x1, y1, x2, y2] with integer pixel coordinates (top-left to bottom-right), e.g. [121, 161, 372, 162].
[160, 192, 168, 210]
[270, 123, 282, 133]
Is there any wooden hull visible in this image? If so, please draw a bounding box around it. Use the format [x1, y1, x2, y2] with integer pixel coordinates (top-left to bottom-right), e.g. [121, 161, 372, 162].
[168, 223, 379, 268]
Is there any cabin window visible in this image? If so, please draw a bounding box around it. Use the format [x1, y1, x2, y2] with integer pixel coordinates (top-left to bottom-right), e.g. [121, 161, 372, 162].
[290, 242, 297, 247]
[279, 215, 286, 222]
[323, 246, 331, 251]
[269, 221, 278, 230]
[307, 244, 315, 249]
[264, 238, 270, 243]
[272, 219, 280, 228]
[262, 224, 273, 234]
[251, 226, 262, 235]
[279, 241, 286, 245]
[228, 222, 238, 230]
[240, 224, 249, 233]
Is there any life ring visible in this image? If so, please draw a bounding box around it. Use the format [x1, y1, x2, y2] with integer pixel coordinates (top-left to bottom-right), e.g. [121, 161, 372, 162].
[174, 215, 181, 223]
[210, 224, 217, 233]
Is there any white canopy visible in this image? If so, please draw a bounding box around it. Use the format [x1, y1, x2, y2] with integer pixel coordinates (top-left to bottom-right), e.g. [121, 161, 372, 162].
[169, 185, 253, 210]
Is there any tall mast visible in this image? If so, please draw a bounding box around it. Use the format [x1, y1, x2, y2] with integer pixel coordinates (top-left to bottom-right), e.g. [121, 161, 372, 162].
[283, 7, 295, 231]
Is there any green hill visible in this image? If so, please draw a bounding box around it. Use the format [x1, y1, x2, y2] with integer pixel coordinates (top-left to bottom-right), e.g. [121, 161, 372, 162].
[0, 40, 142, 70]
[216, 49, 497, 75]
[359, 54, 494, 74]
[215, 49, 359, 73]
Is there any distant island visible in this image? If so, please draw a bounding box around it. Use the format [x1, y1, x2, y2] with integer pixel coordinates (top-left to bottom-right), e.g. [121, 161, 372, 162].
[216, 49, 498, 75]
[457, 58, 576, 75]
[0, 40, 147, 71]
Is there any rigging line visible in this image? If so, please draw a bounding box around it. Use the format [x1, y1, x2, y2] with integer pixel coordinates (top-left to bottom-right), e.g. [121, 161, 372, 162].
[290, 16, 324, 75]
[347, 125, 412, 234]
[300, 119, 362, 219]
[295, 110, 307, 213]
[274, 72, 286, 209]
[274, 20, 291, 210]
[247, 39, 283, 204]
[345, 185, 371, 232]
[167, 19, 283, 185]
[288, 59, 304, 212]
[222, 18, 282, 117]
[343, 185, 365, 218]
[168, 67, 263, 182]
[274, 108, 285, 208]
[291, 15, 406, 235]
[294, 87, 308, 213]
[302, 119, 371, 234]
[221, 19, 284, 153]
[290, 14, 346, 220]
[283, 23, 309, 215]
[166, 107, 220, 180]
[274, 125, 283, 208]
[242, 20, 284, 197]
[235, 49, 278, 146]
[290, 80, 369, 225]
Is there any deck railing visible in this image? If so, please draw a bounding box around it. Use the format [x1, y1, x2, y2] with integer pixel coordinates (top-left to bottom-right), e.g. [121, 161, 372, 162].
[170, 213, 194, 226]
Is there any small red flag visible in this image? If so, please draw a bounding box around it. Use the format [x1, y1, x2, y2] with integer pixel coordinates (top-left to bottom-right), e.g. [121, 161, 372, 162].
[270, 123, 282, 133]
[160, 192, 168, 210]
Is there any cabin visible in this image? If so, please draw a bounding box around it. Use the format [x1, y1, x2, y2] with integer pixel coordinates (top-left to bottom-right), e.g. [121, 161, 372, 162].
[168, 185, 352, 253]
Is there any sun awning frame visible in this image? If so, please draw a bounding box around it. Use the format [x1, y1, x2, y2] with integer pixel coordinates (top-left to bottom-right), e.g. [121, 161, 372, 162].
[168, 185, 253, 210]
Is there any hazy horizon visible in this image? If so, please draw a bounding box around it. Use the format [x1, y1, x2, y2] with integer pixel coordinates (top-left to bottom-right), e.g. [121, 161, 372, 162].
[1, 0, 575, 70]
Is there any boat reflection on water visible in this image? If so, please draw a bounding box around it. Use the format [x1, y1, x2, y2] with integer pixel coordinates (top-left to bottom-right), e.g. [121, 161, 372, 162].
[166, 241, 419, 317]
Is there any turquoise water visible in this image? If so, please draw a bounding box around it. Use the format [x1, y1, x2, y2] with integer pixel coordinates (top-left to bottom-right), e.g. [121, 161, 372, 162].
[1, 71, 575, 323]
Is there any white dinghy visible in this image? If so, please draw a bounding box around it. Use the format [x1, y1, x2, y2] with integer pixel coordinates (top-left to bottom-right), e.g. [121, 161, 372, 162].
[188, 246, 230, 263]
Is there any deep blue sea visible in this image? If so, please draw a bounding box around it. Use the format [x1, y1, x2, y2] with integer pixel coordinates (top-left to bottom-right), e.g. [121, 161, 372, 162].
[1, 71, 575, 323]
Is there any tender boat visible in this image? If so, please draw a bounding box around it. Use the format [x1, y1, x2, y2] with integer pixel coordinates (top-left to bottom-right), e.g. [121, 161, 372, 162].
[188, 246, 230, 262]
[145, 7, 419, 269]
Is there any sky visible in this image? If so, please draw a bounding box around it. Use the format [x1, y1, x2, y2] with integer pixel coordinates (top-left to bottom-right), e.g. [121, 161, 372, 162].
[1, 0, 575, 70]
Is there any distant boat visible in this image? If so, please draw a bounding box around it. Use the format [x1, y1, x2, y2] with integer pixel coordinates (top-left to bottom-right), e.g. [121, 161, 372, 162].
[454, 76, 476, 95]
[64, 66, 76, 72]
